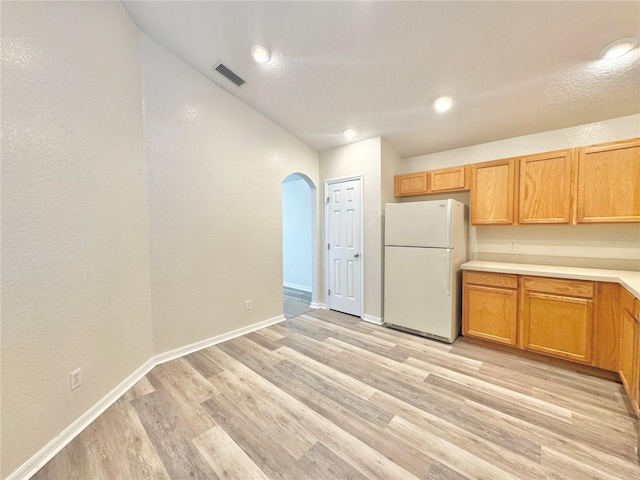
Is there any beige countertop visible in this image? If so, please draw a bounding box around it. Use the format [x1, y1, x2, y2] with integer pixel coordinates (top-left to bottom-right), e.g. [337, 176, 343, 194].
[461, 260, 640, 300]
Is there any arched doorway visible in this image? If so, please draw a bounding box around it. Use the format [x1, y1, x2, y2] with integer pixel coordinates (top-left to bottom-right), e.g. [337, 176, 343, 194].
[282, 173, 317, 318]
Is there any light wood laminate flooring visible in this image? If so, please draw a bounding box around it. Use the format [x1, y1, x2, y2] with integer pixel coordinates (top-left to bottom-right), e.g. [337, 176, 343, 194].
[283, 286, 313, 319]
[33, 309, 640, 479]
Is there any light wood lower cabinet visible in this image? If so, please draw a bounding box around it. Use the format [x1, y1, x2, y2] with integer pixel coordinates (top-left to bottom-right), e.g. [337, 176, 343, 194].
[520, 276, 594, 363]
[591, 283, 621, 371]
[619, 288, 640, 415]
[463, 269, 640, 414]
[463, 271, 518, 346]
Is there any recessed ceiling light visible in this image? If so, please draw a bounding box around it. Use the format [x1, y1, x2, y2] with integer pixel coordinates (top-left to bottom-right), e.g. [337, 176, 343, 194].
[343, 128, 358, 138]
[433, 96, 453, 113]
[251, 44, 271, 63]
[599, 36, 639, 60]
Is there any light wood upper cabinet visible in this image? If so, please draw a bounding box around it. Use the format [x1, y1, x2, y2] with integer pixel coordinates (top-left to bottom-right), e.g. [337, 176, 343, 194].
[463, 271, 518, 346]
[520, 276, 594, 363]
[518, 149, 573, 224]
[394, 172, 428, 196]
[428, 165, 469, 193]
[470, 158, 515, 225]
[394, 165, 469, 196]
[395, 138, 639, 225]
[576, 138, 640, 223]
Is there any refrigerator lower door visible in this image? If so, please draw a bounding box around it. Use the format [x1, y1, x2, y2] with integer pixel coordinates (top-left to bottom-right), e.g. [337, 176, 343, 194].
[384, 246, 455, 341]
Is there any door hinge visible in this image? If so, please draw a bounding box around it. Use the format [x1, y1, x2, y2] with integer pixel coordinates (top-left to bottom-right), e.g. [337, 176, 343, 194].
[326, 196, 330, 204]
[327, 243, 331, 250]
[328, 289, 331, 296]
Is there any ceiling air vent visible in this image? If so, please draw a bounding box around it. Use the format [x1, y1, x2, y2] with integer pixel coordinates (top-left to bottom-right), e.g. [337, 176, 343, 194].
[213, 62, 246, 87]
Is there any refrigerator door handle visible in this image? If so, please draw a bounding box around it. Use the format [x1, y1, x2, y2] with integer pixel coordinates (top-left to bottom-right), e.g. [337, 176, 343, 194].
[444, 250, 451, 296]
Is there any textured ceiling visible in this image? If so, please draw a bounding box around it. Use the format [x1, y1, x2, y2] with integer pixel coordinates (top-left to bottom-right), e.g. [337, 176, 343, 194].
[122, 1, 640, 158]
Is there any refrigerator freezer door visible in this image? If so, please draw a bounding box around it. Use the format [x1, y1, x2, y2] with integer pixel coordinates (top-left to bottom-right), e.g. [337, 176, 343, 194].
[385, 200, 452, 248]
[384, 246, 454, 340]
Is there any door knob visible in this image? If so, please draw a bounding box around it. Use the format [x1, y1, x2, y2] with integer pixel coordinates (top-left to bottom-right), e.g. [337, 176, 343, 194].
[353, 253, 360, 258]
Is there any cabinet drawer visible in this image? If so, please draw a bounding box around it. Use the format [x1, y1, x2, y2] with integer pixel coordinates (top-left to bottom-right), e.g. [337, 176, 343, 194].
[521, 276, 594, 298]
[464, 271, 518, 289]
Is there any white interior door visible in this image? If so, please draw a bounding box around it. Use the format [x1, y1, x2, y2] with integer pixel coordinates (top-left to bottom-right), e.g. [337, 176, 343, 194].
[327, 178, 362, 316]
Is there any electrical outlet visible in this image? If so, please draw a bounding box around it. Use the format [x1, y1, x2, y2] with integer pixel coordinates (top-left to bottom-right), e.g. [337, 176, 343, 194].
[509, 240, 517, 251]
[70, 368, 82, 391]
[245, 300, 252, 311]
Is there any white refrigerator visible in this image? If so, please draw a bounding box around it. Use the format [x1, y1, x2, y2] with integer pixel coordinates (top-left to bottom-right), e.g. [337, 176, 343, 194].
[384, 199, 467, 343]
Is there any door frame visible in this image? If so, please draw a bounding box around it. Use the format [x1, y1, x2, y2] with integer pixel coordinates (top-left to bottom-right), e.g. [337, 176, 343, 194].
[323, 175, 364, 317]
[281, 172, 319, 311]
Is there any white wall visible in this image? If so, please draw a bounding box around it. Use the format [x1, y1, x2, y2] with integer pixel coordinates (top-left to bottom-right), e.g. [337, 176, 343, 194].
[381, 139, 403, 208]
[401, 115, 640, 268]
[2, 2, 637, 476]
[380, 139, 402, 316]
[402, 115, 640, 172]
[320, 137, 383, 321]
[1, 2, 153, 476]
[282, 176, 313, 291]
[141, 35, 319, 354]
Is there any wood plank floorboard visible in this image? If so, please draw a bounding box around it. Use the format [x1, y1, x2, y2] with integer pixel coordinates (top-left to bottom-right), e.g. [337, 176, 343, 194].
[131, 391, 219, 479]
[283, 287, 313, 319]
[32, 309, 640, 479]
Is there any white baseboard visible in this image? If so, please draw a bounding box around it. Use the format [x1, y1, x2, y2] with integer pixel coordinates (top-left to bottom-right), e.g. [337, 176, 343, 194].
[154, 314, 286, 365]
[310, 302, 326, 309]
[283, 282, 312, 293]
[7, 358, 156, 480]
[7, 314, 287, 480]
[362, 314, 384, 325]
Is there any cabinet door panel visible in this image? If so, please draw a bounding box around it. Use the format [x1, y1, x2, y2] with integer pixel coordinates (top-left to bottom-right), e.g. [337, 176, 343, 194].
[463, 284, 518, 346]
[636, 301, 640, 412]
[429, 166, 468, 192]
[521, 292, 592, 363]
[576, 140, 640, 223]
[619, 306, 639, 414]
[470, 159, 515, 225]
[591, 283, 620, 372]
[394, 172, 428, 196]
[518, 150, 572, 224]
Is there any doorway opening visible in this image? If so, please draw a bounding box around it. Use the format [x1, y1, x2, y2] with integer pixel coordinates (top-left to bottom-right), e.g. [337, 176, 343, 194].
[282, 173, 317, 318]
